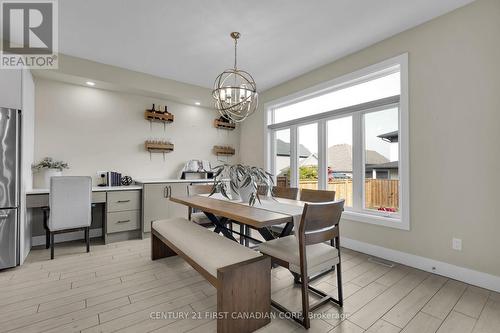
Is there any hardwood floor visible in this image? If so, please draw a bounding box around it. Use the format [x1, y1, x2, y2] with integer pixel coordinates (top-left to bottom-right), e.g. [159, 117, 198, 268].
[0, 238, 498, 333]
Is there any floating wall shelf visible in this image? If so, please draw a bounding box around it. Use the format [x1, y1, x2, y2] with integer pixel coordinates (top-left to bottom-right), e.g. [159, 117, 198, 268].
[213, 145, 235, 156]
[145, 110, 174, 123]
[145, 141, 174, 153]
[214, 119, 236, 130]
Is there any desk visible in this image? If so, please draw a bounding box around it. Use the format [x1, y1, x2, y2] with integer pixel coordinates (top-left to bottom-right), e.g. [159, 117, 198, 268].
[26, 186, 143, 244]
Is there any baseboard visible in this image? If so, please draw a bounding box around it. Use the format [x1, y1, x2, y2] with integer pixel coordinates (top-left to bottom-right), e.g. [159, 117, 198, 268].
[341, 237, 500, 293]
[32, 228, 103, 247]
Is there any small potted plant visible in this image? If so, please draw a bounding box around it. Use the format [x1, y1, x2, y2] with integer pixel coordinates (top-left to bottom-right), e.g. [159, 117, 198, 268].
[211, 164, 274, 206]
[32, 157, 69, 188]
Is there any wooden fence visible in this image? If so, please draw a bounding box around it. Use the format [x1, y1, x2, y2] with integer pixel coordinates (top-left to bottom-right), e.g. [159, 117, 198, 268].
[278, 177, 399, 210]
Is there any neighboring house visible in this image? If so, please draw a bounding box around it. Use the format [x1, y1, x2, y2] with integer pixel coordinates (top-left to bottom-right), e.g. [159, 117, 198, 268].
[365, 161, 399, 180]
[365, 131, 399, 180]
[327, 144, 389, 178]
[276, 139, 311, 176]
[277, 141, 398, 180]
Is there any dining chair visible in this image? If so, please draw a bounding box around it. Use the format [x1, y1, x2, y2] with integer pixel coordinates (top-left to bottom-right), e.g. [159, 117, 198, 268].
[272, 186, 299, 200]
[257, 184, 269, 197]
[300, 188, 336, 202]
[258, 199, 345, 329]
[187, 184, 216, 227]
[43, 176, 92, 260]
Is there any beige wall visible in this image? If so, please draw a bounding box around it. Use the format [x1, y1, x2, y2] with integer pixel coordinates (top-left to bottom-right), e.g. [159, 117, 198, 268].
[35, 79, 240, 183]
[240, 0, 500, 277]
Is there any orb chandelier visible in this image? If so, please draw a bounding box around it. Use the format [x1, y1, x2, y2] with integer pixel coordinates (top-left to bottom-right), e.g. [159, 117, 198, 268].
[212, 32, 258, 123]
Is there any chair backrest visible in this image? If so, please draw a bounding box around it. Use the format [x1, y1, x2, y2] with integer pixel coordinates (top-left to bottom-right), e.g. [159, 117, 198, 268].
[257, 185, 269, 196]
[272, 186, 299, 200]
[299, 189, 336, 203]
[187, 184, 214, 196]
[298, 200, 344, 246]
[49, 176, 92, 231]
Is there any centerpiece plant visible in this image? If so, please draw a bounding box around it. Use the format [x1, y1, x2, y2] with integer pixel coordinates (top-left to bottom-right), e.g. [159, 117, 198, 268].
[211, 164, 274, 206]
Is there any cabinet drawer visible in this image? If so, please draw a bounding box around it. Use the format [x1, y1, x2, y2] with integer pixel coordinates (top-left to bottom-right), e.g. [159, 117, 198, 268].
[107, 210, 140, 233]
[92, 192, 106, 203]
[26, 194, 48, 208]
[107, 191, 140, 212]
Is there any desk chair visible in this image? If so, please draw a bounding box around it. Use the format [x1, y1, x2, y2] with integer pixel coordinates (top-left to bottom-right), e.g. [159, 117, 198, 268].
[43, 176, 92, 259]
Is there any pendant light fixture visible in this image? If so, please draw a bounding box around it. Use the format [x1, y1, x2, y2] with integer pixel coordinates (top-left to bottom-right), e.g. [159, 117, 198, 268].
[212, 32, 258, 123]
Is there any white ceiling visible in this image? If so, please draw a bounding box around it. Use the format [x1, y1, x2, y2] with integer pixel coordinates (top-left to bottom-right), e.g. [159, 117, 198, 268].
[59, 0, 474, 91]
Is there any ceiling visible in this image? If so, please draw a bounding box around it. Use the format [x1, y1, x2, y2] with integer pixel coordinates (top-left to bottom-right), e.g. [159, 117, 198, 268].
[59, 0, 474, 91]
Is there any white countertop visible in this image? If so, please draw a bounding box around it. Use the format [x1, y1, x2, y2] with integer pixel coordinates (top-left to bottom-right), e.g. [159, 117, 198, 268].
[26, 185, 143, 195]
[134, 178, 216, 184]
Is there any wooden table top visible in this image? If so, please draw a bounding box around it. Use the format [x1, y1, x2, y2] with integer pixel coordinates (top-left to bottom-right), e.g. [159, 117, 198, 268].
[170, 195, 295, 228]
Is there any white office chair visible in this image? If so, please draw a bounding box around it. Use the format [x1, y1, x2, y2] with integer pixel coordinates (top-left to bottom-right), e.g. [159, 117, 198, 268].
[43, 176, 92, 259]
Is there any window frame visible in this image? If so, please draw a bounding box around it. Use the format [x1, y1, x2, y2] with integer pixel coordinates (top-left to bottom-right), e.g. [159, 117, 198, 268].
[264, 54, 410, 230]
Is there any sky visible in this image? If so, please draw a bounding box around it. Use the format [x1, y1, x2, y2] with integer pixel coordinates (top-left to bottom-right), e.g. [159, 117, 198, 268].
[274, 72, 400, 160]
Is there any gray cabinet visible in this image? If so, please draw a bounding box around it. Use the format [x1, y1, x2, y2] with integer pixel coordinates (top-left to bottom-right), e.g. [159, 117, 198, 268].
[143, 184, 170, 233]
[142, 181, 212, 234]
[167, 183, 189, 219]
[105, 190, 141, 243]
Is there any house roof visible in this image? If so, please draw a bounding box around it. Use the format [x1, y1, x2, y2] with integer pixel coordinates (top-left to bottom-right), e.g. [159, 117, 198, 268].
[277, 139, 311, 158]
[327, 144, 389, 173]
[377, 130, 399, 143]
[366, 161, 399, 170]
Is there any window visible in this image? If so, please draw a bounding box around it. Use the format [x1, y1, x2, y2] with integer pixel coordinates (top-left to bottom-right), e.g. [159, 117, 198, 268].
[298, 123, 318, 190]
[274, 129, 291, 188]
[266, 54, 409, 229]
[327, 116, 352, 206]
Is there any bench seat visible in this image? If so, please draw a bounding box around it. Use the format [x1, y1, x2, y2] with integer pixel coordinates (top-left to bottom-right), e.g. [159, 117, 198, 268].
[152, 218, 262, 277]
[151, 218, 271, 333]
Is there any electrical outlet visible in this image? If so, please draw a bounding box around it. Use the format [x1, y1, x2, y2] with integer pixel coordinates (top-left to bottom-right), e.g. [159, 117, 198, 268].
[452, 238, 462, 251]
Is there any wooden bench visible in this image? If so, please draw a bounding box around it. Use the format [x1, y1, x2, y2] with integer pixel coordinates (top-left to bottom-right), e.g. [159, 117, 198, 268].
[151, 218, 271, 333]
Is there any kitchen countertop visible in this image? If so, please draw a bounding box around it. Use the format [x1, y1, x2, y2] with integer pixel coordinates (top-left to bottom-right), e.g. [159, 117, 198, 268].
[26, 185, 143, 195]
[134, 178, 217, 184]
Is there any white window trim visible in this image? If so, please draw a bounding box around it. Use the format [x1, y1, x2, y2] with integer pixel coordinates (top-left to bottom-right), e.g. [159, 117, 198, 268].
[264, 53, 410, 230]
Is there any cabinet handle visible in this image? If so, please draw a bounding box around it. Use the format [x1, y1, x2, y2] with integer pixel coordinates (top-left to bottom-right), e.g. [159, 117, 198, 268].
[164, 186, 169, 198]
[117, 219, 130, 223]
[168, 186, 172, 198]
[117, 200, 130, 203]
[0, 214, 8, 219]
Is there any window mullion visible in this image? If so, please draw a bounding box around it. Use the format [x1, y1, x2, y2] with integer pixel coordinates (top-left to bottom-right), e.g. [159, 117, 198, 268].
[290, 126, 299, 188]
[269, 130, 277, 182]
[352, 112, 364, 211]
[318, 120, 327, 190]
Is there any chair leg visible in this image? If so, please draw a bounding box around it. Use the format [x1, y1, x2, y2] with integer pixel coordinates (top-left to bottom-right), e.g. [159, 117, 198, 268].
[86, 227, 90, 253]
[45, 229, 50, 249]
[43, 209, 50, 249]
[300, 270, 311, 329]
[50, 232, 55, 260]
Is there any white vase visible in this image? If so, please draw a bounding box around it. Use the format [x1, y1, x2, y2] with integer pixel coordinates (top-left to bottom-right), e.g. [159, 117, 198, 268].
[35, 168, 62, 188]
[238, 183, 254, 204]
[230, 186, 240, 201]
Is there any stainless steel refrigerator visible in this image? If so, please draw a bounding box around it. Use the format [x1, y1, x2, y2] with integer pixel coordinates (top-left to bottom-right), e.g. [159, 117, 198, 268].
[0, 107, 20, 269]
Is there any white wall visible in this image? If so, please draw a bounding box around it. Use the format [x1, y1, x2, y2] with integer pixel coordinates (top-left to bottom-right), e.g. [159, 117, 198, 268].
[34, 79, 239, 183]
[20, 69, 35, 263]
[240, 0, 500, 278]
[0, 70, 22, 109]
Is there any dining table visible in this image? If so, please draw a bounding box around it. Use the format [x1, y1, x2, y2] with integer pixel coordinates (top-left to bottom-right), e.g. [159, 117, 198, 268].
[170, 193, 338, 281]
[169, 193, 306, 244]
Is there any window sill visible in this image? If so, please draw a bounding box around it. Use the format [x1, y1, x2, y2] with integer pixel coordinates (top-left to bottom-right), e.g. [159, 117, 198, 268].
[342, 210, 409, 230]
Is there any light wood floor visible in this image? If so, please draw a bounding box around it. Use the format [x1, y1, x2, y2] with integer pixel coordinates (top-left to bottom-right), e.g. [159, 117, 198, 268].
[0, 238, 498, 333]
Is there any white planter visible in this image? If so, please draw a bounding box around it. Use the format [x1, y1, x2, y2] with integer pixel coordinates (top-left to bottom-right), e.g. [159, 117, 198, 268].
[238, 183, 254, 204]
[34, 168, 62, 188]
[229, 186, 240, 201]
